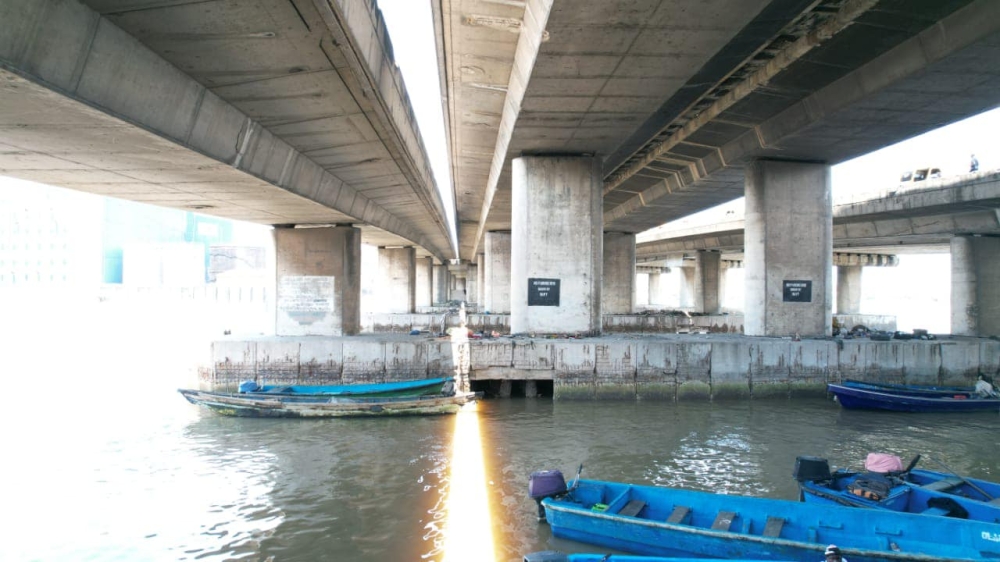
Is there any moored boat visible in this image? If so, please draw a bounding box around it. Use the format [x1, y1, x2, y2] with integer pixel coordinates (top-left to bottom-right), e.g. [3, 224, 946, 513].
[179, 388, 476, 418]
[828, 383, 1000, 412]
[523, 553, 786, 562]
[841, 379, 975, 398]
[533, 471, 1000, 561]
[238, 376, 453, 398]
[795, 456, 1000, 523]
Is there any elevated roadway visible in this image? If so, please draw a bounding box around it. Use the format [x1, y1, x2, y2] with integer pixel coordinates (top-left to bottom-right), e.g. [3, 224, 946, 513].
[0, 0, 454, 260]
[635, 170, 1000, 263]
[436, 0, 1000, 260]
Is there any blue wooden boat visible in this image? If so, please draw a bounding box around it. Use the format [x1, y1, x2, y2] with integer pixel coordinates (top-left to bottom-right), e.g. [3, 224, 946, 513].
[795, 456, 1000, 523]
[828, 383, 1000, 412]
[178, 388, 476, 418]
[523, 553, 785, 562]
[534, 474, 1000, 561]
[906, 468, 1000, 503]
[238, 376, 453, 398]
[841, 379, 975, 398]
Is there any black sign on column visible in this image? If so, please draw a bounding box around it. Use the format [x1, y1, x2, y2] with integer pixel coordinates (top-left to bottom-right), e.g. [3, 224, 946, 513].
[528, 278, 560, 306]
[782, 280, 812, 302]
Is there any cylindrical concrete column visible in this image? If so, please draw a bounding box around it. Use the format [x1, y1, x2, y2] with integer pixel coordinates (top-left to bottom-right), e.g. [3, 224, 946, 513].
[476, 253, 485, 308]
[484, 231, 511, 313]
[700, 251, 722, 314]
[274, 225, 361, 336]
[836, 265, 863, 314]
[467, 264, 479, 305]
[602, 232, 636, 314]
[415, 256, 433, 308]
[378, 247, 416, 313]
[432, 264, 448, 304]
[952, 236, 977, 335]
[511, 156, 602, 335]
[745, 159, 832, 337]
[648, 271, 662, 306]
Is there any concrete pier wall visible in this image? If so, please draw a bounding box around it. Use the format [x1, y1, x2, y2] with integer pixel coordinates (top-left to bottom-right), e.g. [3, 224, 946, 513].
[208, 335, 999, 400]
[364, 312, 895, 335]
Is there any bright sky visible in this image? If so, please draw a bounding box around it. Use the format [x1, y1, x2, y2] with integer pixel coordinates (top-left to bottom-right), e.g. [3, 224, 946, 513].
[377, 0, 458, 255]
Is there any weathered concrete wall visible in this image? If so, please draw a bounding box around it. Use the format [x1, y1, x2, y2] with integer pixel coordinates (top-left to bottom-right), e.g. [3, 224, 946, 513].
[367, 312, 892, 335]
[211, 335, 997, 401]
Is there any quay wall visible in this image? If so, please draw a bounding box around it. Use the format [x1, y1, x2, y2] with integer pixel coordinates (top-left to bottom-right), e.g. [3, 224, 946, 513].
[367, 312, 894, 335]
[207, 335, 997, 400]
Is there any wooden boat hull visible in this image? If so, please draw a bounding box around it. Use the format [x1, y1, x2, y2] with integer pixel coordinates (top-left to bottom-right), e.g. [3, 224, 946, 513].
[249, 376, 452, 398]
[800, 471, 1000, 523]
[179, 389, 476, 418]
[828, 383, 1000, 412]
[541, 478, 1000, 561]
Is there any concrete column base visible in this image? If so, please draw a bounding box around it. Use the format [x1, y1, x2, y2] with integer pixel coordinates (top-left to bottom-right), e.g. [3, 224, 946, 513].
[524, 380, 538, 398]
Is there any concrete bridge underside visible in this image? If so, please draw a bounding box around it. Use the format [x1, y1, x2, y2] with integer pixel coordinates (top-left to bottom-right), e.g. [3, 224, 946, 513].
[0, 0, 454, 260]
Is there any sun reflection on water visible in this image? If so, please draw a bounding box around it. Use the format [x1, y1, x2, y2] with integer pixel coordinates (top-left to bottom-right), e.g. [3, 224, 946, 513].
[442, 401, 496, 562]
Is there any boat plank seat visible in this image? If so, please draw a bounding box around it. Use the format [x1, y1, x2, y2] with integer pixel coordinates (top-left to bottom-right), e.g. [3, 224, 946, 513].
[988, 497, 1000, 506]
[711, 510, 737, 531]
[922, 476, 963, 492]
[617, 499, 646, 518]
[763, 516, 785, 538]
[921, 507, 950, 516]
[666, 505, 691, 524]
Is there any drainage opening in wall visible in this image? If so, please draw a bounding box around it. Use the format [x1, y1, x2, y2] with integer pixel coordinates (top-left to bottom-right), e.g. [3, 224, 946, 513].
[470, 379, 553, 399]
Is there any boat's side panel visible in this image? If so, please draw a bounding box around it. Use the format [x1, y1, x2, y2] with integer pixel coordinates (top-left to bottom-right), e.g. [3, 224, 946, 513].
[830, 385, 1000, 412]
[543, 480, 999, 562]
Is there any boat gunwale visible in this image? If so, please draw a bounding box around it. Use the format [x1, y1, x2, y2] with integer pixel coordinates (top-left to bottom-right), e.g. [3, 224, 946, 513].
[543, 487, 982, 562]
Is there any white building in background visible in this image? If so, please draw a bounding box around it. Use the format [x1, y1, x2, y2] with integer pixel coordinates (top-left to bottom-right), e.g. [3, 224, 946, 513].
[0, 181, 102, 288]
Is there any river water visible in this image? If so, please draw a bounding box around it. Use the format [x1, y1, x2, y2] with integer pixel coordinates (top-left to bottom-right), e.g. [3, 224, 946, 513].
[2, 298, 998, 561]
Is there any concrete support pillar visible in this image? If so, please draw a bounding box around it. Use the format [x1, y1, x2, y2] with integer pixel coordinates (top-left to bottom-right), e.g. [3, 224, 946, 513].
[415, 257, 433, 308]
[745, 159, 832, 337]
[680, 252, 721, 313]
[511, 156, 602, 335]
[454, 276, 467, 302]
[602, 232, 636, 314]
[951, 235, 1000, 336]
[274, 226, 360, 336]
[680, 266, 697, 309]
[378, 247, 416, 313]
[648, 271, 662, 306]
[432, 264, 448, 304]
[524, 380, 538, 398]
[467, 264, 479, 305]
[836, 265, 863, 314]
[484, 231, 512, 313]
[476, 253, 485, 308]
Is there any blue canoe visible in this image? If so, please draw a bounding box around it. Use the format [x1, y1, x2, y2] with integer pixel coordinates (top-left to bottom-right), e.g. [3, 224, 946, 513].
[539, 477, 1000, 561]
[797, 462, 1000, 523]
[523, 553, 785, 562]
[841, 379, 975, 398]
[240, 376, 453, 398]
[828, 383, 1000, 412]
